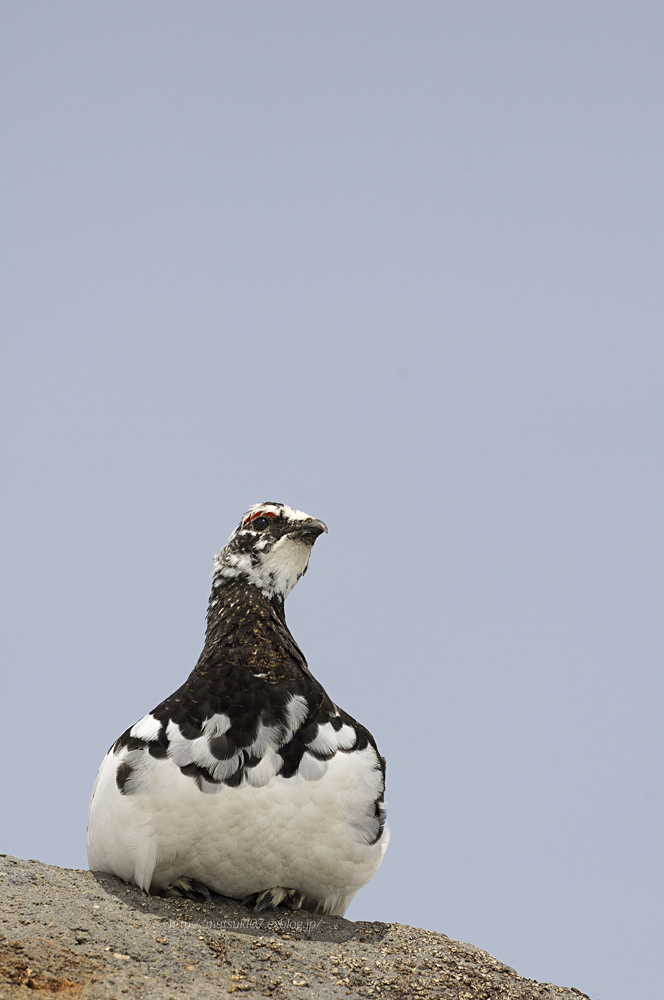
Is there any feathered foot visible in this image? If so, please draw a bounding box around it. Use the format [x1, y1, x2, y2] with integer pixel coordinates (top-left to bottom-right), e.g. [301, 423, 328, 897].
[243, 887, 306, 912]
[163, 876, 212, 901]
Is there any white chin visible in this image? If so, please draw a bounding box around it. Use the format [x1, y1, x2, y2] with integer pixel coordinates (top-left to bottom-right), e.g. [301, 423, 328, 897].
[258, 535, 312, 599]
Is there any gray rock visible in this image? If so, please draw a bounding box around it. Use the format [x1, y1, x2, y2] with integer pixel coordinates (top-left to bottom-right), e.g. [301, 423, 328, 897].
[0, 855, 593, 999]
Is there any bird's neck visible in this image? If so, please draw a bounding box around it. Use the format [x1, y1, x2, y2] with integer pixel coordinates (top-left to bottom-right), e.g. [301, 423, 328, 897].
[198, 573, 311, 681]
[204, 576, 287, 646]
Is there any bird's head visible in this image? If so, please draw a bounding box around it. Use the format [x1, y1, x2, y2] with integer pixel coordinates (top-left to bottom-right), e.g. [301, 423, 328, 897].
[213, 502, 328, 600]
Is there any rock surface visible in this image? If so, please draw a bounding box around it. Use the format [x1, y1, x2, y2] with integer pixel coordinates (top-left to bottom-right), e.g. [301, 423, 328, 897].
[0, 855, 592, 999]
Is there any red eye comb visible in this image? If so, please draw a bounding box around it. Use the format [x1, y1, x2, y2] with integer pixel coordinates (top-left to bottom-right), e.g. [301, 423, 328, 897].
[243, 510, 276, 526]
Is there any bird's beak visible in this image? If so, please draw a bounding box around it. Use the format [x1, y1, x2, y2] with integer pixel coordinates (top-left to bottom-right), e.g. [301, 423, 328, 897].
[289, 519, 328, 539]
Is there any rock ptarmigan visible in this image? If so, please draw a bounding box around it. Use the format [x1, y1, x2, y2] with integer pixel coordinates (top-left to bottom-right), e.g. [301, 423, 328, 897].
[87, 503, 389, 916]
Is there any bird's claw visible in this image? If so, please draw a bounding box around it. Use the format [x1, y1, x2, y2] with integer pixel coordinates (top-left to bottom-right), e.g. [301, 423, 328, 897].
[164, 877, 212, 901]
[244, 887, 306, 912]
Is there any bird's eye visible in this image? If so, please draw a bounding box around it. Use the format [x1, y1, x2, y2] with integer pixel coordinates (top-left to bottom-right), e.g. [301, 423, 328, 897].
[252, 516, 270, 531]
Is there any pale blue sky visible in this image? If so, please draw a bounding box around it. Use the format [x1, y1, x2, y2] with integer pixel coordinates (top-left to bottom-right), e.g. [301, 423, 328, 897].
[1, 4, 663, 999]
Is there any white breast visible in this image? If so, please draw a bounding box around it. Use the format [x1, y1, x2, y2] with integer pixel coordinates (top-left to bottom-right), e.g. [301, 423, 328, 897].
[87, 742, 388, 916]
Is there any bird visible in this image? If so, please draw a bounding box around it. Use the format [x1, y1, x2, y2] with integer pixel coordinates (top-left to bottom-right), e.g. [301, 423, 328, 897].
[87, 502, 388, 917]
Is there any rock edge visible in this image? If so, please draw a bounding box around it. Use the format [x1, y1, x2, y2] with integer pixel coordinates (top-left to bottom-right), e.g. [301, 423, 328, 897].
[0, 855, 592, 999]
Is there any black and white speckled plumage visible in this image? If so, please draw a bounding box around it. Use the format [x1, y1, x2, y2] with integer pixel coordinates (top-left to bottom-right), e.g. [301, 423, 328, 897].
[87, 503, 388, 916]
